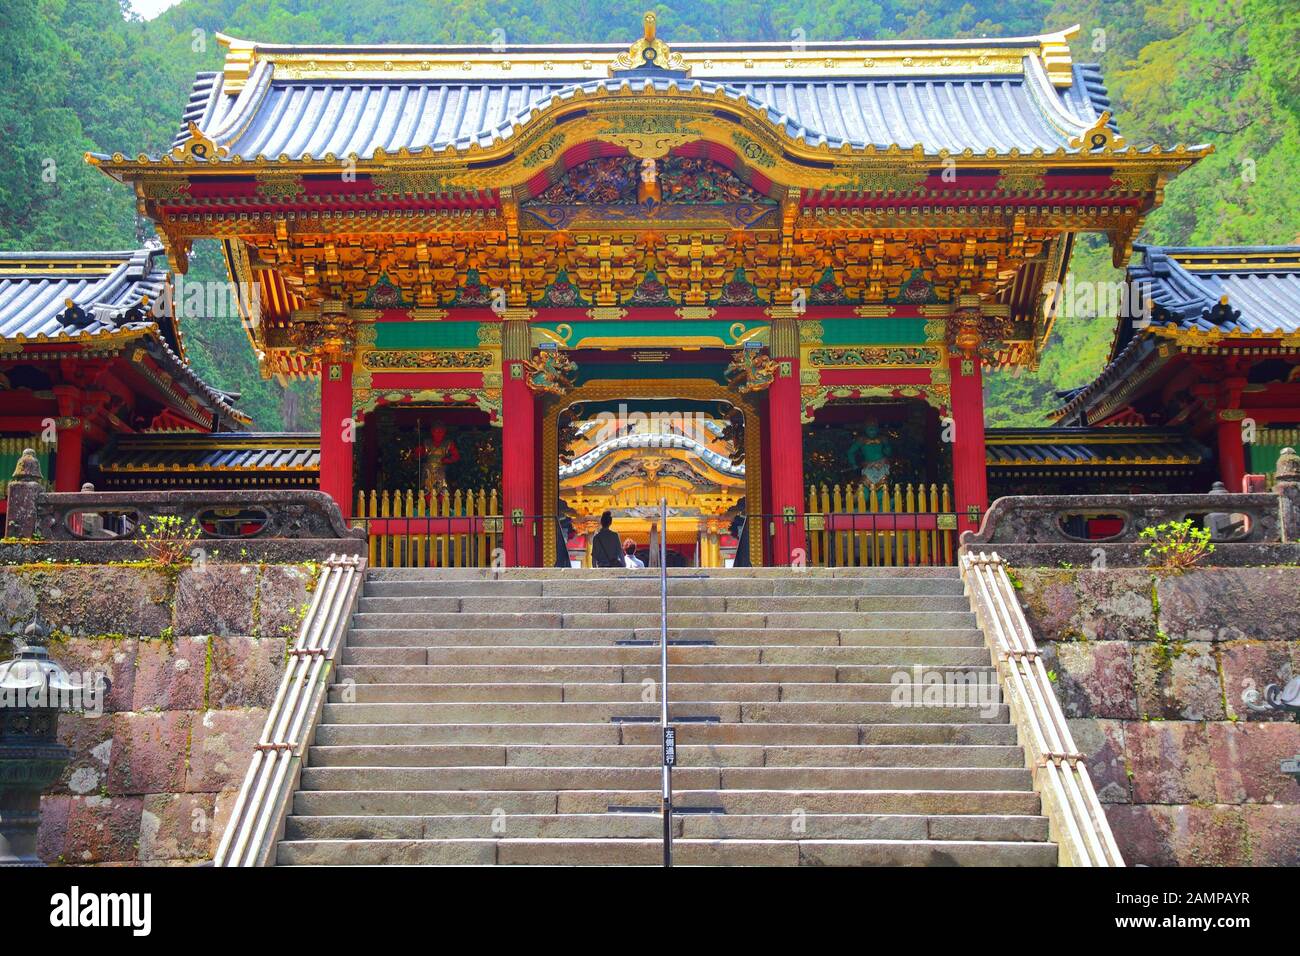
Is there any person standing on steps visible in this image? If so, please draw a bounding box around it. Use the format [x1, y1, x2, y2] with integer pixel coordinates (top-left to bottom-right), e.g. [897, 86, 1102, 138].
[623, 540, 645, 569]
[555, 513, 575, 568]
[729, 506, 750, 568]
[591, 510, 624, 568]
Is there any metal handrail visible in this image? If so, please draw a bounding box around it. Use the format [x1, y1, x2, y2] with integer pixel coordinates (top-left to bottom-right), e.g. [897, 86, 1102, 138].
[960, 551, 1124, 866]
[213, 553, 365, 866]
[658, 497, 673, 867]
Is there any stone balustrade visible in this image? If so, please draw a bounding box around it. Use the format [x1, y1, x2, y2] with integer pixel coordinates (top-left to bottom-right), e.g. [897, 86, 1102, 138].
[961, 447, 1300, 566]
[3, 448, 364, 563]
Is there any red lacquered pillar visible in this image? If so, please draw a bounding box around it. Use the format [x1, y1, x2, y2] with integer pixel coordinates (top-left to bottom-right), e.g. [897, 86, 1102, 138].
[319, 358, 354, 520]
[1217, 413, 1247, 492]
[766, 320, 805, 565]
[949, 353, 989, 534]
[502, 320, 537, 566]
[52, 386, 83, 493]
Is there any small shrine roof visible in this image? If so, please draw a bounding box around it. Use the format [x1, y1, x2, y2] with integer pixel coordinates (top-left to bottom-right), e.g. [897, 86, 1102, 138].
[984, 426, 1207, 468]
[95, 432, 319, 475]
[0, 248, 166, 342]
[0, 246, 247, 428]
[561, 431, 744, 480]
[1055, 244, 1300, 424]
[1121, 245, 1300, 343]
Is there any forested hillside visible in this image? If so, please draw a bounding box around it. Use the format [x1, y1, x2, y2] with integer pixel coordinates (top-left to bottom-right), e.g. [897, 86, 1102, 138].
[2, 0, 1297, 427]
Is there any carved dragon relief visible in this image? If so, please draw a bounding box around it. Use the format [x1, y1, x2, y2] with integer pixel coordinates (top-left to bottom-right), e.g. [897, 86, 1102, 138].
[725, 348, 778, 393]
[523, 350, 578, 396]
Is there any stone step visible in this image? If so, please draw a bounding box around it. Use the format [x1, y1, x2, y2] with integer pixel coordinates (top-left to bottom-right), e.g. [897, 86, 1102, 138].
[295, 765, 725, 792]
[344, 629, 987, 649]
[348, 610, 978, 631]
[363, 567, 962, 582]
[762, 646, 991, 666]
[282, 811, 1048, 843]
[311, 721, 1019, 747]
[291, 788, 1042, 817]
[356, 595, 972, 614]
[282, 564, 1050, 865]
[296, 765, 1032, 792]
[340, 644, 992, 667]
[276, 836, 1055, 866]
[318, 701, 1009, 725]
[306, 742, 1026, 768]
[335, 663, 998, 684]
[328, 681, 1002, 705]
[363, 577, 968, 598]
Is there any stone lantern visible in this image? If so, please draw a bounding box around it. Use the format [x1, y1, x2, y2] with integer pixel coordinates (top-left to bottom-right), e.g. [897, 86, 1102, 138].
[0, 619, 105, 865]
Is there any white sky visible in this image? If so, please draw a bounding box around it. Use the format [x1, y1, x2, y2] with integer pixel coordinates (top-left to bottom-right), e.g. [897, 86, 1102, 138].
[129, 0, 183, 19]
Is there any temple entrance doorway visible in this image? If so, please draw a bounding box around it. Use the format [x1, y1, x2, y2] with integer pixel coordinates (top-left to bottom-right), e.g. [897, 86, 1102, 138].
[543, 380, 762, 568]
[799, 397, 959, 566]
[351, 403, 503, 568]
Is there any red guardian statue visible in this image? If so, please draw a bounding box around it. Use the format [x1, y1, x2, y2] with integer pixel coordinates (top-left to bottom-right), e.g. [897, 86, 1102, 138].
[406, 421, 460, 500]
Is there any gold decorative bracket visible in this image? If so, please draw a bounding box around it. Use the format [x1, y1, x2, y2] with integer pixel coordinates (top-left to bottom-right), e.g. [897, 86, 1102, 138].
[612, 12, 687, 74]
[170, 122, 229, 162]
[216, 33, 256, 95]
[1069, 112, 1124, 152]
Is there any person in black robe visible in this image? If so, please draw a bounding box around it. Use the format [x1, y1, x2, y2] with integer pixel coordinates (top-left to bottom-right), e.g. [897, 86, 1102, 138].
[555, 514, 574, 567]
[590, 510, 624, 568]
[729, 502, 750, 568]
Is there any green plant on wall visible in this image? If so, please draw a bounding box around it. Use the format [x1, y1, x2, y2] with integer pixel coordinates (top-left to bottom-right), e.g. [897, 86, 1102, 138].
[1139, 519, 1215, 572]
[137, 515, 202, 567]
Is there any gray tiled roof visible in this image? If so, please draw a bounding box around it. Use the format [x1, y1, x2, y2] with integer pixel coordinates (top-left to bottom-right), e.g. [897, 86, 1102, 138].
[163, 55, 1119, 162]
[96, 433, 320, 473]
[0, 246, 246, 427]
[1057, 245, 1300, 425]
[0, 248, 164, 342]
[1123, 245, 1300, 341]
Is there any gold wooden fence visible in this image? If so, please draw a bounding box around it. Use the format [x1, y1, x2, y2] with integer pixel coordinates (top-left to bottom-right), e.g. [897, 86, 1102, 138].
[805, 481, 956, 567]
[353, 488, 501, 568]
[351, 482, 955, 569]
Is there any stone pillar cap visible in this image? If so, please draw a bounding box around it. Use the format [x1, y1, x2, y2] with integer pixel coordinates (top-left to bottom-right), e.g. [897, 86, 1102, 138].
[11, 447, 43, 482]
[1276, 446, 1299, 483]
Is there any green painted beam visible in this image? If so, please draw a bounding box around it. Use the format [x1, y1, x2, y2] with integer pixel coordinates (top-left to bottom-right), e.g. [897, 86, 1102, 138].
[373, 322, 487, 350]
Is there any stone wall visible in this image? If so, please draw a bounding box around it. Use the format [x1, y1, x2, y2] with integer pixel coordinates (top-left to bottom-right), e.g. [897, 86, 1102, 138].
[1013, 565, 1300, 866]
[0, 561, 318, 865]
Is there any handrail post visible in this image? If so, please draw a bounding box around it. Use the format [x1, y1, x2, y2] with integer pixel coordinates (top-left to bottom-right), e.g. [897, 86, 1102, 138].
[659, 497, 672, 867]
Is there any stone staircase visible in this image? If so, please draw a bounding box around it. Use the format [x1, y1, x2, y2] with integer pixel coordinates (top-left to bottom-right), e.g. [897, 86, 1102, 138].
[276, 567, 1056, 866]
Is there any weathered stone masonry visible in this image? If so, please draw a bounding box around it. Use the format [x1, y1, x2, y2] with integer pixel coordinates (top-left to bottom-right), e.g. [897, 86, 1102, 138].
[0, 561, 318, 865]
[1013, 566, 1300, 866]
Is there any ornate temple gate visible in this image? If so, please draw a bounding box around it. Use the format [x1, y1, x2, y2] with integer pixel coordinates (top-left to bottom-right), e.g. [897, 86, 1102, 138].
[94, 16, 1204, 567]
[543, 378, 763, 568]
